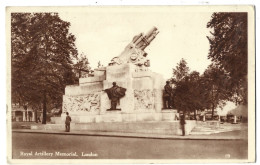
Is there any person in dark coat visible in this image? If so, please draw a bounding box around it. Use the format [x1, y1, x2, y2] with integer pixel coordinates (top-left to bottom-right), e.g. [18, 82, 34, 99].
[104, 82, 126, 110]
[65, 112, 72, 132]
[180, 114, 186, 136]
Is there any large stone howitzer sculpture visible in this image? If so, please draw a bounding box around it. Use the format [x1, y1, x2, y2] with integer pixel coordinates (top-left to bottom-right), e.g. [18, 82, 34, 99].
[109, 27, 159, 67]
[47, 26, 196, 136]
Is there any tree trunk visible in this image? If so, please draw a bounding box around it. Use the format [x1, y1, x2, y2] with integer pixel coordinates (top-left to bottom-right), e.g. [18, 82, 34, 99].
[211, 104, 214, 120]
[211, 85, 215, 120]
[183, 110, 186, 117]
[78, 69, 81, 78]
[35, 109, 38, 123]
[42, 91, 47, 124]
[194, 109, 196, 120]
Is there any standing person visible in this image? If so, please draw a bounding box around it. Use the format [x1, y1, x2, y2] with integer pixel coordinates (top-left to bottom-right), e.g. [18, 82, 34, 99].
[180, 114, 186, 136]
[65, 112, 72, 132]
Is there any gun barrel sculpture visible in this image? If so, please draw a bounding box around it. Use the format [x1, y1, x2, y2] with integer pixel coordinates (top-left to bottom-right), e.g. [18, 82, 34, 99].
[109, 27, 159, 67]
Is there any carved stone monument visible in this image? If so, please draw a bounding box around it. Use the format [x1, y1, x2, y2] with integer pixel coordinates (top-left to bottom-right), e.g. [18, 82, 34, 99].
[46, 27, 196, 135]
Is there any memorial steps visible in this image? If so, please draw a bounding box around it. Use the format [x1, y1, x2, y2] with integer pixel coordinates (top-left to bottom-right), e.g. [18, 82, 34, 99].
[30, 120, 196, 136]
[190, 121, 245, 135]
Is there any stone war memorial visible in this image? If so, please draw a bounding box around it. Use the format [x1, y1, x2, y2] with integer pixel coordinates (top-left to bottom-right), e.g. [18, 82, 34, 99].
[35, 27, 196, 135]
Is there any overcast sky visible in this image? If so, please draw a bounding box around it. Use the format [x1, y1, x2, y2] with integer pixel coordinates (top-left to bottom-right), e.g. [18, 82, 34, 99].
[59, 9, 213, 79]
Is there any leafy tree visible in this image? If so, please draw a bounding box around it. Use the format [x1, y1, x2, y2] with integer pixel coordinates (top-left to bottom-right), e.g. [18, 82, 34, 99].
[11, 13, 78, 124]
[171, 59, 189, 113]
[173, 70, 209, 118]
[74, 52, 91, 79]
[171, 58, 189, 84]
[201, 64, 232, 119]
[207, 12, 247, 104]
[171, 59, 231, 119]
[171, 59, 205, 117]
[188, 71, 206, 118]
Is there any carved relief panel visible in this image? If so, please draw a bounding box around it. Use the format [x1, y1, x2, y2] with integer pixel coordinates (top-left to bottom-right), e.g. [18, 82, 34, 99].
[63, 93, 100, 114]
[133, 89, 155, 110]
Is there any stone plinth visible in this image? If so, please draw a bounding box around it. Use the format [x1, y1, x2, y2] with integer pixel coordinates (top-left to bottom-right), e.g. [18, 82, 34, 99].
[79, 75, 106, 85]
[93, 67, 106, 77]
[61, 63, 166, 121]
[48, 63, 192, 135]
[52, 112, 179, 124]
[32, 120, 197, 135]
[161, 109, 179, 121]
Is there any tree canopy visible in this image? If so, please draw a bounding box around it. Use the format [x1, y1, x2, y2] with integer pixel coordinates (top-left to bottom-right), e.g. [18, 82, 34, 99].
[169, 12, 248, 118]
[11, 13, 78, 123]
[74, 52, 92, 79]
[171, 58, 189, 84]
[207, 12, 248, 104]
[201, 64, 232, 118]
[171, 60, 232, 119]
[171, 59, 206, 115]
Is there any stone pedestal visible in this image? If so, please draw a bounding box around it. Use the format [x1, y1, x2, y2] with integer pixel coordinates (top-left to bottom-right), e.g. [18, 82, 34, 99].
[60, 63, 168, 123]
[161, 109, 179, 121]
[46, 63, 190, 134]
[32, 120, 197, 136]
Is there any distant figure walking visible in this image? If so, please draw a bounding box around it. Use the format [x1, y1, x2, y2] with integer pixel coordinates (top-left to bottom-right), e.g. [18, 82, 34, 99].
[180, 114, 186, 136]
[65, 112, 72, 132]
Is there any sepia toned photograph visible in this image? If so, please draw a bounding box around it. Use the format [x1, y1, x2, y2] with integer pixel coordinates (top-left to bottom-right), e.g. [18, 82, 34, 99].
[6, 6, 255, 164]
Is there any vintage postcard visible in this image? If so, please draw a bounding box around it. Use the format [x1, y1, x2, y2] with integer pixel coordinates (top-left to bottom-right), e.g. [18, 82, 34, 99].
[6, 6, 255, 164]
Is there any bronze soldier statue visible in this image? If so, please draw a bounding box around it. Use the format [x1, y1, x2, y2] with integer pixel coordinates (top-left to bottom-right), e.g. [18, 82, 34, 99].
[163, 81, 173, 109]
[104, 82, 126, 110]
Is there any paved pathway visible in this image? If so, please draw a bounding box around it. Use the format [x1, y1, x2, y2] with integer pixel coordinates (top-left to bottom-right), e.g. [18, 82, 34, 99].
[12, 127, 247, 140]
[190, 122, 247, 136]
[12, 121, 248, 140]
